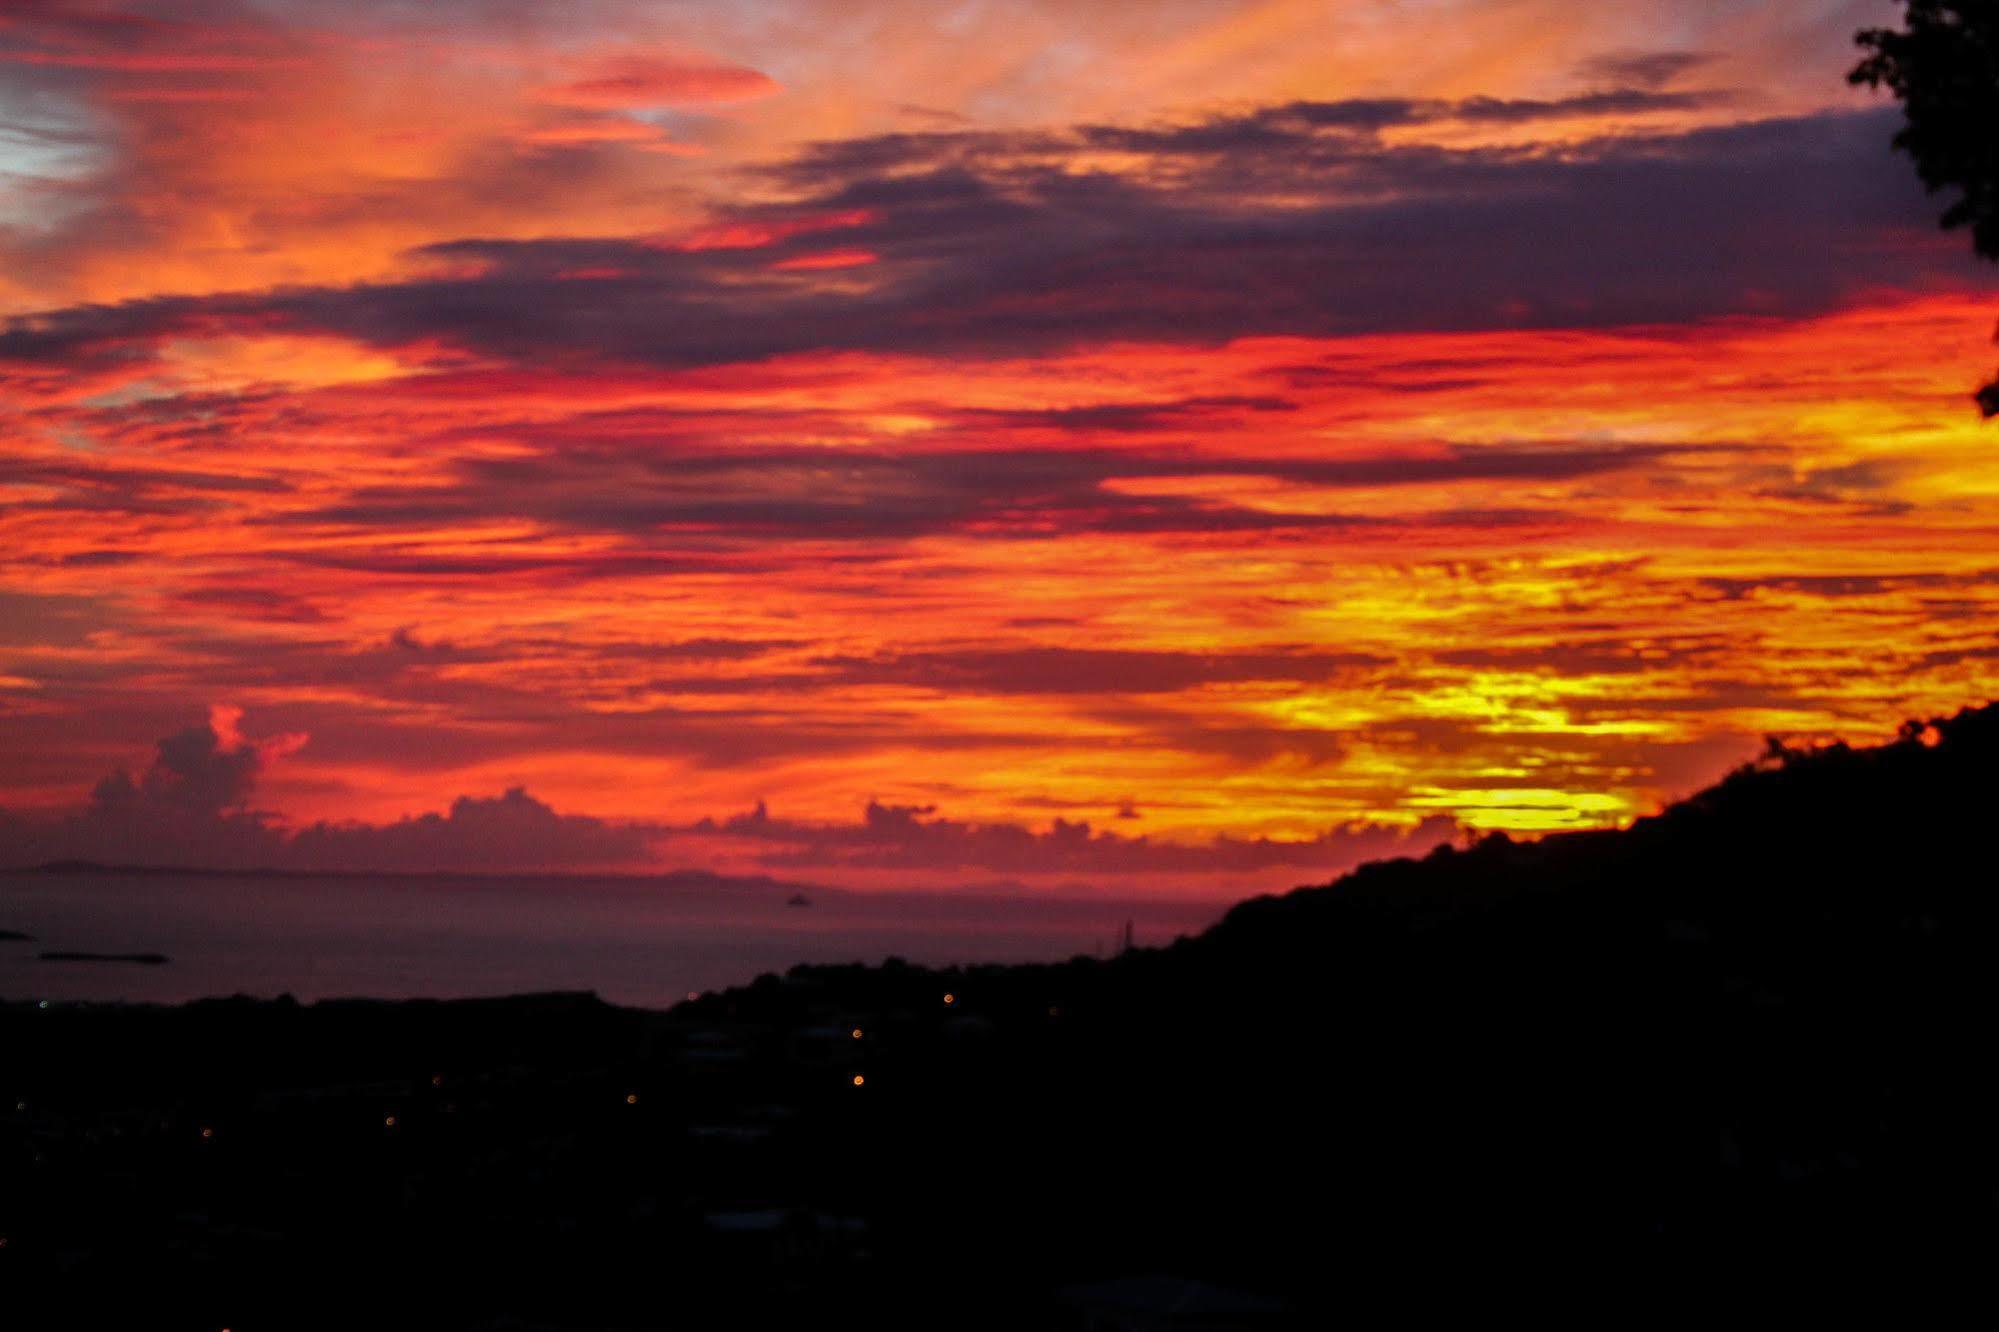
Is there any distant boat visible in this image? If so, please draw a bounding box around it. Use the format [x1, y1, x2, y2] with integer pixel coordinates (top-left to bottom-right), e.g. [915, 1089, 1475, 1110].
[786, 894, 814, 908]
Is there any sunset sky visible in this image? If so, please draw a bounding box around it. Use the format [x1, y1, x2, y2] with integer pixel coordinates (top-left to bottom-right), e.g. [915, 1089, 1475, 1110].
[4, 0, 1998, 894]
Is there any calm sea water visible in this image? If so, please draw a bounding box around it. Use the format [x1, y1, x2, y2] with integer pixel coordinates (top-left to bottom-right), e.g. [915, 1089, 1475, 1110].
[0, 870, 1229, 1008]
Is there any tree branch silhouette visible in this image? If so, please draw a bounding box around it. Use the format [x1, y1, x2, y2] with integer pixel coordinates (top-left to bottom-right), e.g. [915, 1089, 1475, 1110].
[1853, 1, 1999, 413]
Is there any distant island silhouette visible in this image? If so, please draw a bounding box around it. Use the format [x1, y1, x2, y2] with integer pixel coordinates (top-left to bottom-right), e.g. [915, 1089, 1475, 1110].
[34, 951, 169, 966]
[5, 859, 815, 893]
[6, 701, 1997, 1325]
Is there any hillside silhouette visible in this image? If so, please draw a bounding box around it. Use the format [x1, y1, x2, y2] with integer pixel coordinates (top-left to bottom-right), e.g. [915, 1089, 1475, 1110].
[6, 704, 1999, 1326]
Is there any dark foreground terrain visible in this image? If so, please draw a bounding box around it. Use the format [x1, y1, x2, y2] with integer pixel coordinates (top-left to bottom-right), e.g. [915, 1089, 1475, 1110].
[6, 705, 1999, 1327]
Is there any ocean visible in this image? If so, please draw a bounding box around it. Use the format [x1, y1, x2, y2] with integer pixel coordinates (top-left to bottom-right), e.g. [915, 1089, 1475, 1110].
[0, 868, 1229, 1008]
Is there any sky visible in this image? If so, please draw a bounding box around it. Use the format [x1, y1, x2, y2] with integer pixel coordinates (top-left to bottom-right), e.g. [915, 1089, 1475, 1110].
[3, 0, 1998, 895]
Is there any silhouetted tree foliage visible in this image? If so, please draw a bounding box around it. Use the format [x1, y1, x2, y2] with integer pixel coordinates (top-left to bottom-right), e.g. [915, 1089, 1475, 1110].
[9, 703, 1999, 1326]
[1853, 1, 1999, 412]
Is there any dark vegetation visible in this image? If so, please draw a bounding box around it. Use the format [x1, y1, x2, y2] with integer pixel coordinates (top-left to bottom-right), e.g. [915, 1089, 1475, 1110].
[1854, 0, 1999, 410]
[5, 703, 1999, 1326]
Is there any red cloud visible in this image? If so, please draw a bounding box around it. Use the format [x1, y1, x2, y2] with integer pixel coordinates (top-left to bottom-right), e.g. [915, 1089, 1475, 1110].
[538, 56, 778, 110]
[771, 249, 878, 272]
[664, 209, 877, 252]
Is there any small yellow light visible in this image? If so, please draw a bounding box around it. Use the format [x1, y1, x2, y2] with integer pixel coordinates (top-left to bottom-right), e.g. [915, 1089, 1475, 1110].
[431, 1075, 443, 1088]
[384, 1116, 397, 1128]
[942, 993, 955, 1005]
[852, 1074, 865, 1087]
[200, 1128, 214, 1140]
[850, 1027, 863, 1040]
[625, 1093, 638, 1105]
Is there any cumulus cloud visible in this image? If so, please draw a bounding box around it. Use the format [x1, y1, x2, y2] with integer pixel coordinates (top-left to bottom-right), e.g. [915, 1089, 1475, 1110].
[691, 799, 1458, 881]
[0, 710, 1457, 888]
[87, 705, 277, 817]
[0, 710, 649, 873]
[3, 707, 296, 867]
[284, 787, 653, 874]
